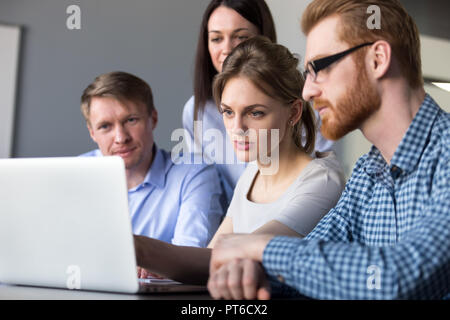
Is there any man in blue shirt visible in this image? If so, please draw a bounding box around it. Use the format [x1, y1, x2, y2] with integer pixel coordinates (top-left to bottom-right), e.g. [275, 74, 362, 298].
[207, 0, 449, 299]
[80, 71, 223, 247]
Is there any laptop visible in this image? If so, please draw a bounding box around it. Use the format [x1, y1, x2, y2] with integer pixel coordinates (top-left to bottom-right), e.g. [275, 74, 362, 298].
[0, 156, 206, 294]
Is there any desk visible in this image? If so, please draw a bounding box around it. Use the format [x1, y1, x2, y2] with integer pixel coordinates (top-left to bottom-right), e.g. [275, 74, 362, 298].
[0, 283, 211, 300]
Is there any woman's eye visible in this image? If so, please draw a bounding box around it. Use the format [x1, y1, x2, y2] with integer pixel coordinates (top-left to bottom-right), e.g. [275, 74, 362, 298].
[250, 111, 264, 118]
[237, 35, 249, 41]
[210, 37, 221, 43]
[222, 109, 233, 117]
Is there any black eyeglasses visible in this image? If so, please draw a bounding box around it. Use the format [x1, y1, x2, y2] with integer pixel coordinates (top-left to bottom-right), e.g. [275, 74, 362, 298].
[303, 42, 374, 82]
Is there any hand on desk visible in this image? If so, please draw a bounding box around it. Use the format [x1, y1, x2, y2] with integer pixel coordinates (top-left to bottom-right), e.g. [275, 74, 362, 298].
[207, 258, 271, 300]
[208, 233, 275, 300]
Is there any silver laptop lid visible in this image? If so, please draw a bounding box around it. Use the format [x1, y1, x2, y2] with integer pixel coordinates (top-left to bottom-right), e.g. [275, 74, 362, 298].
[0, 156, 139, 293]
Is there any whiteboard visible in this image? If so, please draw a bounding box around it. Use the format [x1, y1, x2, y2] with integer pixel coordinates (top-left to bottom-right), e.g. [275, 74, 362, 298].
[0, 24, 21, 158]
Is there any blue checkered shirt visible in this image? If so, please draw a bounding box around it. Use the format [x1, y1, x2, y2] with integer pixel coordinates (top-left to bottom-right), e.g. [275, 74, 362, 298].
[263, 94, 450, 299]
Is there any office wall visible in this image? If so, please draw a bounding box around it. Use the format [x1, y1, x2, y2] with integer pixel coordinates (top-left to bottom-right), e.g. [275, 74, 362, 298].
[0, 0, 210, 157]
[266, 0, 309, 64]
[0, 24, 21, 158]
[2, 0, 449, 166]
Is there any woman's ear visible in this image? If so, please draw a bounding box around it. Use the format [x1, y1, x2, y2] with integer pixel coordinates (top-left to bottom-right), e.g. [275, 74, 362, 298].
[289, 99, 303, 126]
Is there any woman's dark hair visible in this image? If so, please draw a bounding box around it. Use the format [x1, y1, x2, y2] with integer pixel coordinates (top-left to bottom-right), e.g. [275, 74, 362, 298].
[193, 0, 276, 121]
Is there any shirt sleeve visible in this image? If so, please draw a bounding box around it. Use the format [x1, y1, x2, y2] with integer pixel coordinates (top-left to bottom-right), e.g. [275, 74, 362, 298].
[171, 164, 224, 247]
[262, 146, 450, 299]
[275, 163, 345, 237]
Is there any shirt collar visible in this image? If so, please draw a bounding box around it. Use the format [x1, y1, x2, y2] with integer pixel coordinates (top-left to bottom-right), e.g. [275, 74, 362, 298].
[364, 147, 386, 176]
[365, 94, 440, 176]
[135, 144, 167, 190]
[390, 94, 440, 173]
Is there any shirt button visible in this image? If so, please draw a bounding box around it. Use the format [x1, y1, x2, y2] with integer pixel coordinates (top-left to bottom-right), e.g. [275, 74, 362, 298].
[277, 275, 285, 283]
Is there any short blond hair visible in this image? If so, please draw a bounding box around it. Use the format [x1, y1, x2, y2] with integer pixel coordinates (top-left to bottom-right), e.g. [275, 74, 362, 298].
[301, 0, 423, 88]
[81, 71, 155, 122]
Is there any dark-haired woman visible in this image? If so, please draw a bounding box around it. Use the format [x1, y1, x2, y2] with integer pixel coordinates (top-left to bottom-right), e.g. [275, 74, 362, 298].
[182, 0, 333, 207]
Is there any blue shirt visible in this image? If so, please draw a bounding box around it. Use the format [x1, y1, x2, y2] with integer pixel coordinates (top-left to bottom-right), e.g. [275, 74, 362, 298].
[263, 94, 450, 299]
[81, 145, 223, 247]
[182, 97, 247, 207]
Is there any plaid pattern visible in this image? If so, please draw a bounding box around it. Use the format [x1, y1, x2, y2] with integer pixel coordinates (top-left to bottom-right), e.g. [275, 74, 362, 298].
[263, 94, 450, 299]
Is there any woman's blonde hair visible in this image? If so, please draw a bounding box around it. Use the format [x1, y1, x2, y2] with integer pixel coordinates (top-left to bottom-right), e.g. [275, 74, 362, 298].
[212, 36, 315, 154]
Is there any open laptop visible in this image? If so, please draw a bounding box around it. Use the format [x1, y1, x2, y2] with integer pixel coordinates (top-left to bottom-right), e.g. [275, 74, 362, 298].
[0, 156, 206, 294]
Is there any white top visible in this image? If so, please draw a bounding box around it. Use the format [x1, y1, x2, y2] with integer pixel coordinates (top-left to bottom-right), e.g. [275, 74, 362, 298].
[226, 152, 345, 236]
[182, 96, 334, 192]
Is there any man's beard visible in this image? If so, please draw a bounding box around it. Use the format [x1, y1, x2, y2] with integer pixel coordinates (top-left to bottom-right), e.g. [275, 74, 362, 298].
[314, 69, 381, 141]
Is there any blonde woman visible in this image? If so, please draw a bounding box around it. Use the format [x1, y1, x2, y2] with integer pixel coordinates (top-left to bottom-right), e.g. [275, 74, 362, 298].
[134, 36, 345, 284]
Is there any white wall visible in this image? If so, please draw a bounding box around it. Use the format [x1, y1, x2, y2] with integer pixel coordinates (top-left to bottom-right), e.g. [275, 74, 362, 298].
[421, 35, 450, 113]
[266, 0, 310, 64]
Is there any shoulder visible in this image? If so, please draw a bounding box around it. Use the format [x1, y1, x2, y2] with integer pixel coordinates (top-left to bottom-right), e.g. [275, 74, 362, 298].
[419, 96, 450, 160]
[183, 96, 219, 115]
[183, 95, 195, 111]
[182, 96, 218, 115]
[310, 152, 343, 175]
[433, 109, 450, 147]
[299, 152, 346, 192]
[182, 96, 219, 123]
[343, 151, 372, 184]
[182, 96, 195, 124]
[432, 115, 450, 178]
[422, 108, 450, 174]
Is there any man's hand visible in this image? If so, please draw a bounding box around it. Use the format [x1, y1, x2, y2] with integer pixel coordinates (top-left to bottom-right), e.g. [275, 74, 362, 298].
[136, 266, 164, 279]
[134, 235, 165, 279]
[210, 233, 274, 274]
[207, 258, 271, 300]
